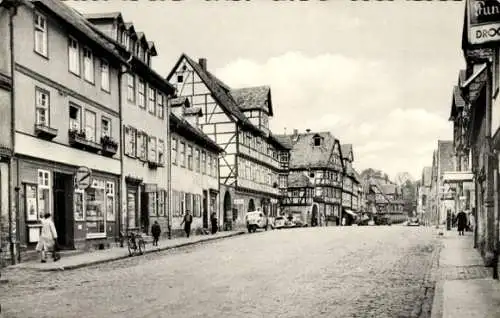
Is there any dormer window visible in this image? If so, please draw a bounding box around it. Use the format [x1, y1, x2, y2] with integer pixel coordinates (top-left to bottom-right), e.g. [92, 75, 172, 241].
[313, 134, 321, 146]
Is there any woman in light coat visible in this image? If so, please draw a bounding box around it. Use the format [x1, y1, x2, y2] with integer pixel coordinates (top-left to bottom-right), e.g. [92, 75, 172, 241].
[36, 213, 59, 263]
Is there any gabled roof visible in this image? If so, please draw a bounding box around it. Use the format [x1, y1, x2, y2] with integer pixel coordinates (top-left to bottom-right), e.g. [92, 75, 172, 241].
[229, 86, 273, 115]
[33, 0, 127, 66]
[288, 172, 314, 188]
[147, 41, 157, 56]
[83, 12, 122, 21]
[184, 107, 203, 117]
[170, 97, 190, 108]
[284, 132, 341, 170]
[341, 144, 353, 161]
[450, 85, 466, 120]
[273, 134, 294, 149]
[170, 113, 223, 154]
[438, 140, 454, 176]
[124, 22, 136, 34]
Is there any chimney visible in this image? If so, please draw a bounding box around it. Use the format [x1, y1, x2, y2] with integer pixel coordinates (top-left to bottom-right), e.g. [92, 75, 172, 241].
[199, 58, 207, 71]
[306, 129, 311, 133]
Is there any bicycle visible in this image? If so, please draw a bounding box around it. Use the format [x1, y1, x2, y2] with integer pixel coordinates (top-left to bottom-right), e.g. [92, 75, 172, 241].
[126, 229, 146, 256]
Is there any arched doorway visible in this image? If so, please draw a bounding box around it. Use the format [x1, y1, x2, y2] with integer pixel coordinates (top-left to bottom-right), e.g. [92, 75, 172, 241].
[223, 191, 232, 230]
[311, 204, 319, 227]
[248, 198, 255, 212]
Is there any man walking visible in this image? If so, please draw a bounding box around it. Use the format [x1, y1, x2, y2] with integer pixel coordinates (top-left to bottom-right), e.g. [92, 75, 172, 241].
[151, 221, 161, 246]
[180, 210, 193, 238]
[210, 212, 218, 235]
[456, 210, 467, 236]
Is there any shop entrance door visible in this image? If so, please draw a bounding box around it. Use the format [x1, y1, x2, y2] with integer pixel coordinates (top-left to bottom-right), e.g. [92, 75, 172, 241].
[202, 191, 208, 229]
[53, 172, 74, 249]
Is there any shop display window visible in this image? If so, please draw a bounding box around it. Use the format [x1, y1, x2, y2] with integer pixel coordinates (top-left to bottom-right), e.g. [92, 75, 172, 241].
[106, 182, 115, 221]
[74, 189, 84, 221]
[86, 180, 106, 238]
[37, 169, 51, 219]
[25, 183, 39, 222]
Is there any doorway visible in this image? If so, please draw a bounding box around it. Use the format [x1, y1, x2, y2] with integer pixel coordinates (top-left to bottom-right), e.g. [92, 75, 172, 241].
[53, 172, 74, 249]
[248, 198, 255, 212]
[202, 190, 208, 228]
[223, 191, 232, 230]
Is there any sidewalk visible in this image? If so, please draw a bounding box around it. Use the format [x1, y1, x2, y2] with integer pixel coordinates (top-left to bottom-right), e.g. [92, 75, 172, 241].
[430, 228, 500, 318]
[9, 230, 245, 272]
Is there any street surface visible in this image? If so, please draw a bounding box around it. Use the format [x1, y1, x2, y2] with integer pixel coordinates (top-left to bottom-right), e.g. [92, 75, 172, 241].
[1, 226, 438, 318]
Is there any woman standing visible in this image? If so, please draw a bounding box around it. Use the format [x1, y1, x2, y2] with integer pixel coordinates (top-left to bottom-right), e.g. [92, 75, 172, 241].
[36, 213, 59, 263]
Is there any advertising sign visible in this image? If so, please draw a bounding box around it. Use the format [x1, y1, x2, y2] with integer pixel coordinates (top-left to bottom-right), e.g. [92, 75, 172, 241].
[468, 0, 500, 45]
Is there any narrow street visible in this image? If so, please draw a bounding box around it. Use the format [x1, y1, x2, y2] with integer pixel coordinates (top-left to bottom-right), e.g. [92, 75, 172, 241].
[1, 226, 439, 318]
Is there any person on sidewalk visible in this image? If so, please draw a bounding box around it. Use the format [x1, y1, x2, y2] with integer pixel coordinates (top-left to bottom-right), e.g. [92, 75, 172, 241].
[151, 221, 161, 246]
[210, 212, 218, 235]
[468, 212, 475, 233]
[457, 210, 467, 236]
[180, 210, 193, 238]
[36, 213, 60, 263]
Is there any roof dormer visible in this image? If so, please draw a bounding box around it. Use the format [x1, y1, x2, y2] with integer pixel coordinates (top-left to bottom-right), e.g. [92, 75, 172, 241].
[313, 134, 322, 147]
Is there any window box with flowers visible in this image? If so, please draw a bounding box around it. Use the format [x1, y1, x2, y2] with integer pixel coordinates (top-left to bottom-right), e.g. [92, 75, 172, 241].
[68, 129, 88, 149]
[101, 136, 118, 157]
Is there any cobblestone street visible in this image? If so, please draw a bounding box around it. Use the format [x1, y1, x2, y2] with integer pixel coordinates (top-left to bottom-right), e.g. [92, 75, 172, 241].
[1, 226, 439, 318]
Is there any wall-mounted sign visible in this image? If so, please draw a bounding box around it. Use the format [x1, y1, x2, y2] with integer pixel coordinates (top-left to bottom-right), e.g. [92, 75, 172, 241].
[467, 0, 500, 45]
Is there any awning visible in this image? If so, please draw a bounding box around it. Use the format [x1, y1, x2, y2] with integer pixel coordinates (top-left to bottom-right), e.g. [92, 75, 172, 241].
[460, 63, 487, 90]
[343, 209, 357, 217]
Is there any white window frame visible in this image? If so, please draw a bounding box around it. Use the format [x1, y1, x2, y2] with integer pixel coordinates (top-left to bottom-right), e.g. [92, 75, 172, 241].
[148, 86, 156, 114]
[37, 169, 51, 220]
[74, 188, 85, 221]
[138, 78, 145, 109]
[84, 110, 96, 142]
[86, 180, 106, 239]
[157, 92, 164, 119]
[35, 87, 50, 126]
[195, 148, 200, 173]
[148, 136, 157, 163]
[201, 151, 206, 174]
[101, 116, 111, 139]
[69, 103, 81, 132]
[124, 126, 137, 157]
[34, 12, 48, 57]
[158, 139, 165, 165]
[137, 132, 148, 160]
[68, 37, 80, 75]
[100, 59, 110, 92]
[172, 137, 178, 165]
[106, 181, 115, 222]
[127, 74, 135, 102]
[83, 47, 94, 83]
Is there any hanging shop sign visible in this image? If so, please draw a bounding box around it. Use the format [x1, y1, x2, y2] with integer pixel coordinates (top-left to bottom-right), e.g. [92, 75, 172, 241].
[467, 0, 500, 45]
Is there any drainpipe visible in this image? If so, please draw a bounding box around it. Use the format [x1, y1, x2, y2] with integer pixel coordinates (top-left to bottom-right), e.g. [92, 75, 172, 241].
[166, 96, 172, 239]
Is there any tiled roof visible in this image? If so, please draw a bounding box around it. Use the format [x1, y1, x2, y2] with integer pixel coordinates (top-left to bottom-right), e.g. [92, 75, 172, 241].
[422, 166, 432, 187]
[230, 86, 273, 115]
[286, 132, 338, 169]
[170, 97, 189, 107]
[459, 69, 466, 86]
[453, 86, 466, 108]
[438, 140, 454, 176]
[353, 169, 362, 183]
[341, 144, 353, 159]
[184, 107, 202, 117]
[170, 113, 223, 153]
[33, 0, 127, 65]
[288, 172, 314, 188]
[273, 134, 294, 149]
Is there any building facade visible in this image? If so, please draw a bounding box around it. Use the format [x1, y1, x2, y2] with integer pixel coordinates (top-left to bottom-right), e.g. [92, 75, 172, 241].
[417, 166, 432, 225]
[170, 97, 223, 236]
[278, 130, 344, 226]
[166, 55, 290, 230]
[85, 12, 175, 237]
[340, 144, 360, 224]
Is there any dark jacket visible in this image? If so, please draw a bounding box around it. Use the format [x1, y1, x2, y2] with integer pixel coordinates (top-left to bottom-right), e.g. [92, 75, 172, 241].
[151, 223, 161, 237]
[457, 212, 467, 230]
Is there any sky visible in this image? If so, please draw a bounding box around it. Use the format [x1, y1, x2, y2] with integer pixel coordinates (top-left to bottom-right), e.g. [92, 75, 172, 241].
[67, 0, 466, 180]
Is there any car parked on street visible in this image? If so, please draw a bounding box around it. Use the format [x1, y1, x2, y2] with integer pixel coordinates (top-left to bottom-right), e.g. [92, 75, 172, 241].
[245, 211, 269, 233]
[273, 216, 286, 229]
[407, 217, 420, 226]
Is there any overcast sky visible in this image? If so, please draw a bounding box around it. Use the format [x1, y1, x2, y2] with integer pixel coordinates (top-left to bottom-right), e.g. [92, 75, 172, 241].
[68, 0, 465, 180]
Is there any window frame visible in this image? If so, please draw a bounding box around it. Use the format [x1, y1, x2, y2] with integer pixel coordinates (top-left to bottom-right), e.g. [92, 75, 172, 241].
[124, 125, 137, 157]
[83, 46, 94, 84]
[172, 137, 178, 165]
[148, 86, 156, 115]
[157, 92, 164, 119]
[148, 135, 157, 163]
[35, 87, 50, 127]
[68, 36, 80, 76]
[201, 151, 206, 174]
[137, 131, 148, 161]
[138, 78, 146, 109]
[127, 74, 135, 102]
[180, 141, 186, 167]
[100, 59, 110, 92]
[101, 116, 111, 139]
[37, 169, 51, 220]
[195, 148, 200, 173]
[105, 181, 115, 222]
[34, 12, 48, 57]
[84, 109, 97, 142]
[69, 103, 82, 132]
[187, 145, 193, 170]
[158, 139, 165, 166]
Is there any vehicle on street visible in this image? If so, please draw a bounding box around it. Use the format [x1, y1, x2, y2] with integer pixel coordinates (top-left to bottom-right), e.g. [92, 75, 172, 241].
[273, 216, 286, 229]
[407, 217, 420, 226]
[374, 214, 392, 226]
[245, 211, 269, 233]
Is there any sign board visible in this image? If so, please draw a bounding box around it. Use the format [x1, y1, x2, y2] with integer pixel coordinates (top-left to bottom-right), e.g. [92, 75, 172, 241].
[75, 166, 92, 190]
[467, 0, 500, 45]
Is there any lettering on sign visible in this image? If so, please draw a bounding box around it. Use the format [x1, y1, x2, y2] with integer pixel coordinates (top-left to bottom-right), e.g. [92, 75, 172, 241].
[468, 0, 500, 44]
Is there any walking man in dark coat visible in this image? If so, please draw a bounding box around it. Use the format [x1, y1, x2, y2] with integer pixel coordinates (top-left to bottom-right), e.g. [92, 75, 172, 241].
[456, 210, 467, 236]
[210, 212, 218, 234]
[151, 221, 161, 246]
[180, 210, 193, 238]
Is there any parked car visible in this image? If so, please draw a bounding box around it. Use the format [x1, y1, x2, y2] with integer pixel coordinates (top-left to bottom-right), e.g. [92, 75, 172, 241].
[407, 217, 420, 226]
[374, 215, 392, 226]
[245, 211, 269, 233]
[273, 216, 286, 229]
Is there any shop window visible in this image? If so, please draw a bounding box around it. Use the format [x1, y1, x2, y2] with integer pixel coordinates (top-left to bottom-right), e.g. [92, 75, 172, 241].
[74, 189, 84, 221]
[34, 12, 48, 57]
[193, 194, 201, 218]
[69, 104, 81, 131]
[84, 110, 96, 142]
[172, 138, 178, 165]
[35, 88, 50, 126]
[158, 190, 166, 217]
[124, 126, 137, 157]
[201, 151, 206, 174]
[185, 193, 192, 212]
[83, 47, 94, 83]
[148, 192, 157, 216]
[106, 182, 115, 221]
[86, 179, 106, 238]
[25, 183, 39, 222]
[37, 169, 51, 219]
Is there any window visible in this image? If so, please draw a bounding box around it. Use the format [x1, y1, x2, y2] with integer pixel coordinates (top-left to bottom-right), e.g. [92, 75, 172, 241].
[314, 136, 321, 146]
[208, 154, 212, 176]
[34, 12, 47, 56]
[101, 117, 111, 138]
[84, 110, 96, 142]
[212, 156, 217, 177]
[123, 33, 129, 49]
[201, 151, 206, 174]
[158, 139, 165, 165]
[83, 47, 94, 83]
[124, 126, 137, 156]
[158, 190, 165, 217]
[68, 37, 80, 75]
[180, 142, 186, 167]
[177, 75, 183, 83]
[127, 74, 135, 102]
[35, 88, 50, 126]
[193, 194, 200, 218]
[195, 148, 200, 172]
[86, 180, 106, 237]
[137, 132, 148, 160]
[100, 60, 110, 92]
[187, 145, 193, 170]
[138, 78, 145, 108]
[69, 104, 81, 131]
[148, 87, 156, 114]
[106, 182, 115, 221]
[37, 169, 50, 220]
[172, 138, 178, 165]
[148, 192, 157, 216]
[157, 92, 164, 119]
[148, 136, 157, 163]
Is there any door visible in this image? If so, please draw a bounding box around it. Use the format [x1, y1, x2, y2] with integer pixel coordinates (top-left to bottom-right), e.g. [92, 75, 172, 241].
[202, 190, 208, 228]
[53, 172, 74, 249]
[126, 186, 138, 230]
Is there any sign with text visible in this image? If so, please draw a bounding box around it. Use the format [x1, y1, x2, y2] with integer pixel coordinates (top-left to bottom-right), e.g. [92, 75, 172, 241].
[468, 0, 500, 45]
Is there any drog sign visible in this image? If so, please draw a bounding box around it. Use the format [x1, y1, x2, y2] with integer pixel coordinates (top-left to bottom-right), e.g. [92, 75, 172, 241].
[468, 0, 500, 45]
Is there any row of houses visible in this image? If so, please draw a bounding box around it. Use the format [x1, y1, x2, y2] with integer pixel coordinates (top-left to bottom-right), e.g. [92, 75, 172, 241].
[362, 174, 406, 224]
[0, 0, 368, 265]
[418, 0, 500, 277]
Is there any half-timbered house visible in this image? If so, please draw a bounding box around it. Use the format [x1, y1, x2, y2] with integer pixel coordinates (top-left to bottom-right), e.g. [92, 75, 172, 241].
[340, 144, 360, 224]
[166, 55, 290, 230]
[277, 130, 344, 226]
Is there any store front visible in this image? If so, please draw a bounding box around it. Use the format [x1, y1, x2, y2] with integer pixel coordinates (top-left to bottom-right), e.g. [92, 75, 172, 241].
[17, 158, 119, 251]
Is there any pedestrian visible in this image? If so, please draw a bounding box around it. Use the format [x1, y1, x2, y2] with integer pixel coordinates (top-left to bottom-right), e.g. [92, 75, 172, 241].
[468, 212, 476, 233]
[210, 212, 218, 235]
[151, 220, 161, 246]
[456, 210, 467, 236]
[180, 210, 193, 238]
[36, 213, 59, 263]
